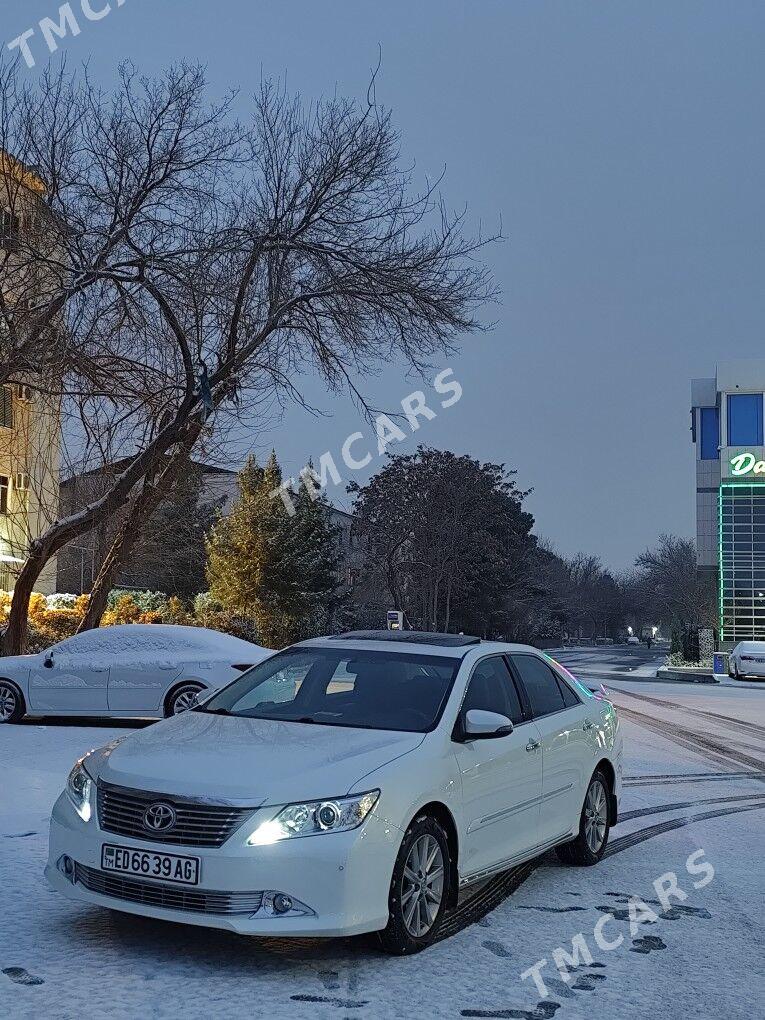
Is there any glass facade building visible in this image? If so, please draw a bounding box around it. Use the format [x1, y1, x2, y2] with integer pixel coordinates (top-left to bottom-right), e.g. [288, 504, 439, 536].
[692, 362, 765, 646]
[719, 484, 765, 642]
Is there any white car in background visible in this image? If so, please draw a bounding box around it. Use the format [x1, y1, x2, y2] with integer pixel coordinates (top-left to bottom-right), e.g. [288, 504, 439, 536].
[0, 624, 271, 723]
[728, 641, 765, 680]
[46, 631, 622, 954]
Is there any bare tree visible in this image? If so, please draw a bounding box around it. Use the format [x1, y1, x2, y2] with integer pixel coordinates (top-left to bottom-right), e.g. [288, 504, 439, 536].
[0, 60, 495, 652]
[635, 533, 716, 629]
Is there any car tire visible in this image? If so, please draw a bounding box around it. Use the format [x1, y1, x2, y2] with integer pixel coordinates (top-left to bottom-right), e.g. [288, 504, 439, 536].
[165, 683, 204, 717]
[377, 815, 451, 955]
[555, 770, 611, 866]
[0, 680, 25, 724]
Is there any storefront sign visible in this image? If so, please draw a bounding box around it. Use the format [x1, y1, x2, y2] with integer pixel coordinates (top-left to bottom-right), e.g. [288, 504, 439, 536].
[730, 452, 765, 476]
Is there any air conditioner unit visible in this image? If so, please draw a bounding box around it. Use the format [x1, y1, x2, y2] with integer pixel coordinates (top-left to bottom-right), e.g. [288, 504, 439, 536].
[15, 384, 34, 403]
[13, 473, 29, 491]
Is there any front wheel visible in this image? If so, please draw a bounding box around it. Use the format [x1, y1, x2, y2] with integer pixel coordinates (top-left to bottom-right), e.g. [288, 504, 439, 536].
[377, 816, 451, 955]
[556, 771, 611, 866]
[0, 680, 25, 724]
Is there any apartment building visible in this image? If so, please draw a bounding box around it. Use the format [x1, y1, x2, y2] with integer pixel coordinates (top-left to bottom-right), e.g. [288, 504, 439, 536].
[0, 155, 61, 594]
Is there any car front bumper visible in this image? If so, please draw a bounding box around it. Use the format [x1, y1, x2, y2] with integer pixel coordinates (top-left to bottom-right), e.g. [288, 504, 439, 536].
[46, 792, 401, 937]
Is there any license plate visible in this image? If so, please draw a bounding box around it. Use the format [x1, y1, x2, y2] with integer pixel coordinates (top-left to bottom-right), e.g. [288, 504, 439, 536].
[101, 844, 200, 885]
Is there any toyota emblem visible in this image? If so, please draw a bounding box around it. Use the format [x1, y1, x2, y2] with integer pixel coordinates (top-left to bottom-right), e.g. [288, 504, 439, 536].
[142, 802, 177, 833]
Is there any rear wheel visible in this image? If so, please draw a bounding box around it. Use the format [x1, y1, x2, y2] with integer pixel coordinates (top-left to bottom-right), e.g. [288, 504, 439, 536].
[377, 815, 451, 955]
[0, 680, 25, 724]
[556, 770, 611, 866]
[165, 683, 204, 717]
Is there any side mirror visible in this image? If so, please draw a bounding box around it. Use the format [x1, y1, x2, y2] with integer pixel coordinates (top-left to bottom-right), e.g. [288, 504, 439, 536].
[460, 709, 514, 741]
[43, 653, 54, 669]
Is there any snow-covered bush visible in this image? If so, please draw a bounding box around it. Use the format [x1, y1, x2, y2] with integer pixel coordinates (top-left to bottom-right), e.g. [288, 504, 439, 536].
[106, 589, 170, 615]
[46, 593, 79, 610]
[193, 590, 220, 616]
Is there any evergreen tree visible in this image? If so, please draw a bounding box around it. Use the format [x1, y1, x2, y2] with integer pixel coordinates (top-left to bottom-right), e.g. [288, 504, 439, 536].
[205, 456, 268, 618]
[205, 453, 339, 647]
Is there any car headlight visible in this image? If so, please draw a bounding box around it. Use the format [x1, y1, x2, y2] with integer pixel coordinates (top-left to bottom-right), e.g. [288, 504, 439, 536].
[247, 790, 379, 845]
[66, 759, 94, 822]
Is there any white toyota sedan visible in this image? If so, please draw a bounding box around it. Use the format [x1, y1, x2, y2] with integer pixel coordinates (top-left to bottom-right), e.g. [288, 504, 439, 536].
[46, 631, 622, 954]
[728, 640, 765, 680]
[0, 624, 271, 722]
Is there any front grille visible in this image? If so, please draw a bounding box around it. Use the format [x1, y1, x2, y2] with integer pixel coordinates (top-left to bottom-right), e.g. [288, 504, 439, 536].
[97, 782, 254, 848]
[74, 863, 264, 915]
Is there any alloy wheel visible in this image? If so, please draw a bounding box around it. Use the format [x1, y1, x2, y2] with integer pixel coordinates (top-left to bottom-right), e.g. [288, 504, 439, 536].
[400, 834, 445, 937]
[584, 779, 608, 853]
[171, 686, 201, 714]
[0, 683, 17, 722]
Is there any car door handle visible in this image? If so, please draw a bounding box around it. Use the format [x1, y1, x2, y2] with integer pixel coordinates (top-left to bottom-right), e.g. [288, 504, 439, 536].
[583, 719, 596, 731]
[526, 739, 541, 752]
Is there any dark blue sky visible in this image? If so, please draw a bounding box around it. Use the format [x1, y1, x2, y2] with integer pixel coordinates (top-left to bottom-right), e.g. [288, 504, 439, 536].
[5, 1, 764, 568]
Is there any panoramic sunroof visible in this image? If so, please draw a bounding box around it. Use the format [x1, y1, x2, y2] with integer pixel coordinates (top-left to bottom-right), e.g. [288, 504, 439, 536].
[328, 630, 481, 647]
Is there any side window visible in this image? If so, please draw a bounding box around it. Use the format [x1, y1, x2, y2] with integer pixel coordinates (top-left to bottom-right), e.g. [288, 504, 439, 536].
[555, 674, 581, 708]
[462, 657, 523, 724]
[510, 654, 566, 718]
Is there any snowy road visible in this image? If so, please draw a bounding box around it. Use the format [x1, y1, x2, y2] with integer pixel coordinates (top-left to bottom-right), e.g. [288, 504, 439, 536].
[1, 676, 764, 1020]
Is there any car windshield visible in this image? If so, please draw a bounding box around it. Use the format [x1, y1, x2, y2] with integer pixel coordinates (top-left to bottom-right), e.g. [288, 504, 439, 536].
[199, 647, 461, 732]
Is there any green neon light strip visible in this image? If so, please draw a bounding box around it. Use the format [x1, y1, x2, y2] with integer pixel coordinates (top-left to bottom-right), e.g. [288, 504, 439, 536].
[718, 487, 724, 641]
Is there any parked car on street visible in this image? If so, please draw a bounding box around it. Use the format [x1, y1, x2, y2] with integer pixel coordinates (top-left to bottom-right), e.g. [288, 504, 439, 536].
[46, 630, 622, 954]
[728, 640, 765, 680]
[0, 624, 271, 723]
[626, 635, 640, 645]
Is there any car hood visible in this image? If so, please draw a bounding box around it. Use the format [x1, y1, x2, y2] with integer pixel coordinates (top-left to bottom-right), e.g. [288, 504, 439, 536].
[91, 710, 425, 804]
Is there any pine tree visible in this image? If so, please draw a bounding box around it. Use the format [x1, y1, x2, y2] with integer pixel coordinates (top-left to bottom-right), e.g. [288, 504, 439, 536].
[205, 453, 339, 647]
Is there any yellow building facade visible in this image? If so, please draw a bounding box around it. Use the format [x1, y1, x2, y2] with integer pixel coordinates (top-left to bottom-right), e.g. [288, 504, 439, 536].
[1, 156, 60, 594]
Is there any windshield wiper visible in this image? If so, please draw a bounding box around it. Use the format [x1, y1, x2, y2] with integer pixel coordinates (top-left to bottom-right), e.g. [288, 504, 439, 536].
[196, 706, 234, 716]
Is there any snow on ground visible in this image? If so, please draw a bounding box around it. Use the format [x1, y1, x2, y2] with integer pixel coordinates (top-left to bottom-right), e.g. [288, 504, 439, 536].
[1, 685, 764, 1020]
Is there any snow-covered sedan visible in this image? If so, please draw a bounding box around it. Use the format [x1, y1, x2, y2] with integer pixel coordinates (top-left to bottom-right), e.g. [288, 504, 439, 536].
[46, 631, 622, 954]
[0, 624, 271, 723]
[728, 640, 765, 680]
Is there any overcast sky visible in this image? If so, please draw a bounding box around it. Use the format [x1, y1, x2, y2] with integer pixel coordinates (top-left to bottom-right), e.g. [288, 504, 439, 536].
[5, 0, 764, 569]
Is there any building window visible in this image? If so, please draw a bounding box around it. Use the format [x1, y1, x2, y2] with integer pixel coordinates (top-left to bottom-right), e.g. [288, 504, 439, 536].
[727, 393, 763, 447]
[699, 407, 719, 460]
[0, 209, 20, 250]
[0, 476, 8, 514]
[0, 387, 13, 430]
[720, 484, 765, 642]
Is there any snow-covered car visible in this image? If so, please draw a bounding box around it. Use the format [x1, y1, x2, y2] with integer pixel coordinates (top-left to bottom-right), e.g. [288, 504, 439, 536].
[728, 640, 765, 680]
[0, 624, 271, 723]
[46, 630, 622, 954]
[626, 635, 640, 645]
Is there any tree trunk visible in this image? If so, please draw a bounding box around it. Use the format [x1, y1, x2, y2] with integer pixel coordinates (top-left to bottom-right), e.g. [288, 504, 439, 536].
[78, 448, 195, 632]
[2, 547, 47, 654]
[77, 497, 146, 632]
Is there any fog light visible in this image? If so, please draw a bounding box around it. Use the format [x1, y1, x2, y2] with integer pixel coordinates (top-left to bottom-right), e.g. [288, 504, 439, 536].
[256, 891, 314, 918]
[273, 894, 293, 915]
[57, 855, 74, 881]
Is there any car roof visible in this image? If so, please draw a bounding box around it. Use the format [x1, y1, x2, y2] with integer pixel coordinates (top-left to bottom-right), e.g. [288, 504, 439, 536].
[55, 624, 267, 655]
[295, 632, 546, 659]
[734, 640, 765, 650]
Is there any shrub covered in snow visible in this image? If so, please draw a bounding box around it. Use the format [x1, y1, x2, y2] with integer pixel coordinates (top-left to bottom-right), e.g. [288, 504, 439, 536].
[45, 593, 79, 611]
